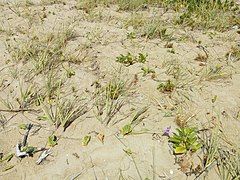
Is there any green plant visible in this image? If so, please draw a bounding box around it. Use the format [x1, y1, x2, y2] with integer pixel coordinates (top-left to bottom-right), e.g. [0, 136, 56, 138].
[169, 127, 203, 154]
[200, 64, 231, 81]
[141, 66, 155, 77]
[116, 52, 147, 66]
[8, 27, 75, 75]
[16, 82, 38, 110]
[38, 97, 87, 130]
[48, 135, 58, 147]
[121, 106, 148, 135]
[157, 79, 175, 93]
[93, 75, 134, 126]
[172, 0, 239, 31]
[127, 32, 137, 40]
[116, 52, 135, 66]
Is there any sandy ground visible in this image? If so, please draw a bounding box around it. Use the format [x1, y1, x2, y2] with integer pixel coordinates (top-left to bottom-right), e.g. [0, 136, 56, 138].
[0, 0, 240, 179]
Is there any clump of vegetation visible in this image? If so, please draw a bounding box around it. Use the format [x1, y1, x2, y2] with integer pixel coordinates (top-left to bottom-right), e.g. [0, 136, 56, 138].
[141, 66, 155, 77]
[169, 127, 203, 154]
[157, 79, 176, 93]
[171, 0, 239, 31]
[116, 52, 147, 66]
[200, 64, 231, 81]
[38, 97, 87, 131]
[226, 45, 240, 63]
[7, 28, 75, 75]
[93, 75, 134, 126]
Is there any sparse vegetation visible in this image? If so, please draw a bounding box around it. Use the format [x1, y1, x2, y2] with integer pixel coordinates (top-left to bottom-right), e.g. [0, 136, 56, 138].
[0, 0, 240, 178]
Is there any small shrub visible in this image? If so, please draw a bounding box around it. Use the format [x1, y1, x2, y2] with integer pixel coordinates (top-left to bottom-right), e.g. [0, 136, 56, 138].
[169, 127, 203, 154]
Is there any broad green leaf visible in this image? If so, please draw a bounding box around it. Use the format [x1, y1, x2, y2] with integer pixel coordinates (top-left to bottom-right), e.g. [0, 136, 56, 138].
[48, 135, 58, 147]
[82, 136, 91, 146]
[176, 128, 184, 136]
[174, 146, 187, 154]
[191, 143, 203, 152]
[121, 124, 132, 136]
[169, 137, 181, 144]
[172, 134, 184, 141]
[189, 137, 197, 145]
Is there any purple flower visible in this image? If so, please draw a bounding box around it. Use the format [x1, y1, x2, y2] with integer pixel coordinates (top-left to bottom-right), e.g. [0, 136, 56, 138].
[163, 126, 171, 137]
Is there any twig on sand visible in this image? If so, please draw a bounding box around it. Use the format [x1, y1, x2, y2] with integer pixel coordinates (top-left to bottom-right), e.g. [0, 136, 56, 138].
[16, 143, 46, 158]
[71, 170, 83, 180]
[23, 123, 33, 147]
[36, 148, 52, 165]
[0, 109, 39, 113]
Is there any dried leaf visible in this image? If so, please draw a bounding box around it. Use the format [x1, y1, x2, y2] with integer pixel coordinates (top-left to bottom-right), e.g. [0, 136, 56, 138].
[97, 133, 104, 144]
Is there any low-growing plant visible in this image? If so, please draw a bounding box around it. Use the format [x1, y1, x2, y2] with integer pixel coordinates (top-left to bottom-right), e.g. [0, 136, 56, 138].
[121, 106, 148, 135]
[200, 64, 231, 81]
[127, 32, 137, 40]
[116, 52, 147, 66]
[8, 27, 75, 75]
[157, 79, 176, 93]
[93, 75, 134, 126]
[141, 66, 155, 77]
[226, 45, 240, 63]
[172, 0, 239, 31]
[169, 127, 203, 154]
[38, 96, 88, 130]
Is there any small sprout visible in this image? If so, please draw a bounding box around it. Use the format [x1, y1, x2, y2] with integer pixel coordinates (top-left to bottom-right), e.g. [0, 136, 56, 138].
[48, 135, 58, 147]
[167, 48, 175, 54]
[164, 42, 173, 48]
[82, 135, 91, 146]
[212, 95, 217, 103]
[116, 52, 147, 66]
[137, 53, 147, 63]
[66, 69, 75, 78]
[127, 32, 136, 39]
[18, 124, 27, 130]
[121, 124, 132, 136]
[123, 149, 134, 156]
[141, 66, 155, 77]
[157, 80, 175, 93]
[116, 52, 134, 66]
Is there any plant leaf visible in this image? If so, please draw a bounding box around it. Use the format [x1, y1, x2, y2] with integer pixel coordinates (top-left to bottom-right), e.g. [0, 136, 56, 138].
[174, 146, 187, 154]
[121, 124, 132, 136]
[1, 153, 14, 162]
[48, 135, 58, 147]
[18, 124, 27, 130]
[123, 149, 134, 156]
[191, 143, 203, 152]
[169, 137, 181, 144]
[82, 135, 91, 146]
[2, 165, 14, 172]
